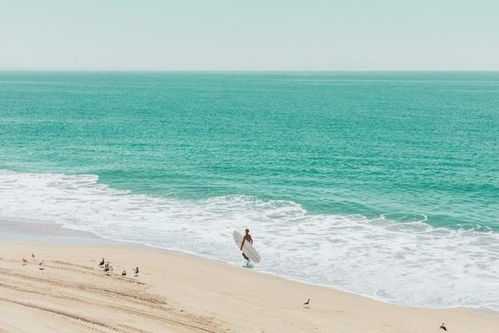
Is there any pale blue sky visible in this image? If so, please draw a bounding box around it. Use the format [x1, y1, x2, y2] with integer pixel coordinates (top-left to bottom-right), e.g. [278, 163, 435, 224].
[1, 0, 498, 70]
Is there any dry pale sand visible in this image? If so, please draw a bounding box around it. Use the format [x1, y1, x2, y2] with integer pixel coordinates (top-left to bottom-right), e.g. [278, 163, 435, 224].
[0, 242, 497, 333]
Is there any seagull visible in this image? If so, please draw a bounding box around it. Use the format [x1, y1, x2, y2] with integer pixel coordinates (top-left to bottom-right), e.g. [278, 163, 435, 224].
[134, 266, 139, 276]
[440, 323, 447, 331]
[38, 260, 45, 270]
[103, 263, 110, 272]
[22, 258, 28, 265]
[122, 270, 127, 276]
[304, 299, 310, 306]
[98, 258, 105, 266]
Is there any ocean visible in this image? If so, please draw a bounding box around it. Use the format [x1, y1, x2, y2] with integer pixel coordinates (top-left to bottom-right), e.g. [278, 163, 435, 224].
[0, 71, 498, 310]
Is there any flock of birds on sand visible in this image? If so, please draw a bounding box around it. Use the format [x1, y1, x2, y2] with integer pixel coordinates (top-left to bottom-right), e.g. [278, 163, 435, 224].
[22, 253, 44, 270]
[22, 253, 140, 278]
[21, 254, 449, 331]
[98, 257, 139, 277]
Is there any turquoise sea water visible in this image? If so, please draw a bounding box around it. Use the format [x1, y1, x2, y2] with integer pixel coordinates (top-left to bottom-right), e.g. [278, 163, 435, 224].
[1, 71, 498, 228]
[1, 72, 498, 310]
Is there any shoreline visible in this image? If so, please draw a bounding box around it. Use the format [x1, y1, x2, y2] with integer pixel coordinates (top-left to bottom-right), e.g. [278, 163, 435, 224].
[1, 237, 498, 332]
[0, 218, 497, 316]
[1, 168, 498, 314]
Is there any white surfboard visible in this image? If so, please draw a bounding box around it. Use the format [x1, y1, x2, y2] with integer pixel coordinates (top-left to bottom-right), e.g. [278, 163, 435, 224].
[233, 231, 261, 263]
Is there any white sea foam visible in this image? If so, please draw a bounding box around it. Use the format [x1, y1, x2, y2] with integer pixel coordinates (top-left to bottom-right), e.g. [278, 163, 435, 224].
[1, 170, 498, 311]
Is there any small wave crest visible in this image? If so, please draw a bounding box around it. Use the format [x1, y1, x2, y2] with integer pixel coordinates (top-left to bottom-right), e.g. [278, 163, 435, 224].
[1, 169, 498, 311]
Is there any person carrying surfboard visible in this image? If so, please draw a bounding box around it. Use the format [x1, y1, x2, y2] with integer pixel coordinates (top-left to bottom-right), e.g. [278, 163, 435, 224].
[240, 229, 253, 262]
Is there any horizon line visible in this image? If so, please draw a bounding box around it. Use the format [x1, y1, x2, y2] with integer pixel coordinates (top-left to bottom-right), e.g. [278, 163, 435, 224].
[1, 69, 499, 73]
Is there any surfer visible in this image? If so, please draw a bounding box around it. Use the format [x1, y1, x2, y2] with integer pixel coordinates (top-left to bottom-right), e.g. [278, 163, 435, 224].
[240, 229, 253, 262]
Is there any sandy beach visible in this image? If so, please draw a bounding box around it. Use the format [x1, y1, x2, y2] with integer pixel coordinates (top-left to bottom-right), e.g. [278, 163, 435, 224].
[0, 241, 497, 333]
